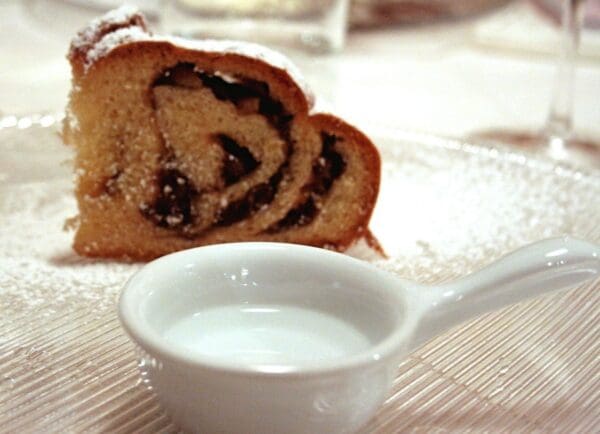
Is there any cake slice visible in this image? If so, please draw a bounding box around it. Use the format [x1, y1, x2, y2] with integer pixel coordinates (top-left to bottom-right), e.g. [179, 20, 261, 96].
[64, 6, 381, 260]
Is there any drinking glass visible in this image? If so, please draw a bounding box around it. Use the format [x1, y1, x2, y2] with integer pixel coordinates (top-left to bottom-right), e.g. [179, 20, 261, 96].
[160, 0, 350, 54]
[471, 0, 600, 168]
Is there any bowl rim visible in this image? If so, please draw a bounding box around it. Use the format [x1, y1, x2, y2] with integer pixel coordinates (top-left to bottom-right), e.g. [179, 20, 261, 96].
[118, 242, 422, 378]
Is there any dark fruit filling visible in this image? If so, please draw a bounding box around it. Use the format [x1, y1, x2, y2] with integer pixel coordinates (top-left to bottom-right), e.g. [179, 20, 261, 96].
[140, 168, 197, 229]
[218, 134, 260, 186]
[143, 64, 345, 235]
[267, 133, 345, 231]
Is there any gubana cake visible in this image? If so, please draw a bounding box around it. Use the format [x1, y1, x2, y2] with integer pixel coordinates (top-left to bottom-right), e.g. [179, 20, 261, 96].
[64, 6, 381, 260]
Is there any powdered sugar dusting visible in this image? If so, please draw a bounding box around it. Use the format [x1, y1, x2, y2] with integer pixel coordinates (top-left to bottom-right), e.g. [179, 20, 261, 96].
[89, 4, 140, 32]
[71, 7, 315, 107]
[86, 25, 149, 66]
[0, 178, 138, 311]
[0, 126, 140, 312]
[65, 106, 80, 132]
[71, 4, 142, 52]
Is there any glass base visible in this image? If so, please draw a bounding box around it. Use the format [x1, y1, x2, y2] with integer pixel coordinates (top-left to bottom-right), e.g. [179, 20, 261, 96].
[349, 0, 512, 28]
[469, 129, 600, 169]
[160, 0, 348, 54]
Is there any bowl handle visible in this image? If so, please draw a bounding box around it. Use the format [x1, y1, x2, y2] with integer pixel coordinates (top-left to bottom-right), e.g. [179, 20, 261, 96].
[409, 237, 599, 350]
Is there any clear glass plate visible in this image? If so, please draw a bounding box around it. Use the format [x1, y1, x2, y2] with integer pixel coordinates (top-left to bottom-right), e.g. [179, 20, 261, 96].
[0, 119, 598, 432]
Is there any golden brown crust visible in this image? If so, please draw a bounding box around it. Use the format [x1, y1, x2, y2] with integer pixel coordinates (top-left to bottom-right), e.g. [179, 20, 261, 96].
[65, 9, 381, 260]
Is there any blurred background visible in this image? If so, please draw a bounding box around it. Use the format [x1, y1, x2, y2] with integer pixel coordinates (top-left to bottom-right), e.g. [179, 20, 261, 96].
[1, 0, 599, 143]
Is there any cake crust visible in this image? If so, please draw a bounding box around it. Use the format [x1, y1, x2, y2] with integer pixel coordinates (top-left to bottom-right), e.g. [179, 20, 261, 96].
[64, 7, 381, 260]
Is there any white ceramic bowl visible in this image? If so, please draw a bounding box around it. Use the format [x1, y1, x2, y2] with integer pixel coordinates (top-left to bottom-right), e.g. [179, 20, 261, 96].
[119, 238, 599, 434]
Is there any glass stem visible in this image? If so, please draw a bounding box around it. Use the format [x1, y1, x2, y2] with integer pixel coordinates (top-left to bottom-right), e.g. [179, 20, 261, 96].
[544, 0, 586, 141]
